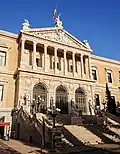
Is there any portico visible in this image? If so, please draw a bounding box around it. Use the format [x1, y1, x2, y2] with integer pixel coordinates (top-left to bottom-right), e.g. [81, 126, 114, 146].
[20, 38, 92, 79]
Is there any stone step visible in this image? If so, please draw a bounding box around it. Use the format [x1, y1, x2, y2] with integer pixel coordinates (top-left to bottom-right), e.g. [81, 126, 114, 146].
[64, 125, 102, 144]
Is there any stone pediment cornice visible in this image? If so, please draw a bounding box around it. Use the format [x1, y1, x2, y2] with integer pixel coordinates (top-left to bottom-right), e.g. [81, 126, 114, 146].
[21, 27, 92, 52]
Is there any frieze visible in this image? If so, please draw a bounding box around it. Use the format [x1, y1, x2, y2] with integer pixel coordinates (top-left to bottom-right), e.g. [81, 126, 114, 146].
[27, 30, 81, 48]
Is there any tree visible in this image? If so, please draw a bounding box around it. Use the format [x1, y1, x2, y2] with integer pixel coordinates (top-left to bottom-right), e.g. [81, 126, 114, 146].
[105, 83, 116, 115]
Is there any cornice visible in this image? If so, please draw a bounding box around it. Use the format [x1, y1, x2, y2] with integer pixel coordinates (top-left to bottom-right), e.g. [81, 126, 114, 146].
[21, 27, 92, 52]
[17, 67, 95, 83]
[91, 55, 120, 66]
[0, 30, 18, 40]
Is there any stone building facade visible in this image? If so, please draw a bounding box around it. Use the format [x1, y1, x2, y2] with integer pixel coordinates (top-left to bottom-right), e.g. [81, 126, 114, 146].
[0, 19, 120, 136]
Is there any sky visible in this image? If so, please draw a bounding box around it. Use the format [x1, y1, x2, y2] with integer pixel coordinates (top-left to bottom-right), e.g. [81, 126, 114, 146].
[0, 0, 120, 61]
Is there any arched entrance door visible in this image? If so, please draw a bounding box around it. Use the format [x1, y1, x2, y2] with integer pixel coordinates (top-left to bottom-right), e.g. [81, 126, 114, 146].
[75, 88, 87, 115]
[56, 85, 68, 114]
[33, 83, 47, 113]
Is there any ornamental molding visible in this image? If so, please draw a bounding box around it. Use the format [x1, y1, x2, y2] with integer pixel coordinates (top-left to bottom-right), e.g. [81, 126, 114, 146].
[24, 29, 85, 49]
[0, 41, 9, 48]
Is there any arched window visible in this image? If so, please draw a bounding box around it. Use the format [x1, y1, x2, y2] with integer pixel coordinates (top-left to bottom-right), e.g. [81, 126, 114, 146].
[56, 85, 68, 114]
[33, 83, 47, 113]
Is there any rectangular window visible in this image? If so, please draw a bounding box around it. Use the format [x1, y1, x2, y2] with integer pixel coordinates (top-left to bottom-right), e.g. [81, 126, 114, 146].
[57, 58, 61, 71]
[95, 94, 100, 106]
[50, 56, 52, 69]
[92, 69, 97, 80]
[83, 57, 86, 74]
[29, 51, 32, 65]
[70, 65, 73, 72]
[36, 58, 42, 67]
[67, 60, 69, 72]
[107, 72, 112, 83]
[0, 52, 6, 66]
[0, 85, 3, 101]
[75, 61, 77, 72]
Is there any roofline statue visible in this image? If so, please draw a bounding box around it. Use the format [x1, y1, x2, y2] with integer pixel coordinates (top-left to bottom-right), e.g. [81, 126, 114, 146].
[53, 8, 63, 29]
[22, 19, 30, 30]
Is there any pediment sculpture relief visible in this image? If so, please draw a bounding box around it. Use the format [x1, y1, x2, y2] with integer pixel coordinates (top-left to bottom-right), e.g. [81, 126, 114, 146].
[28, 30, 81, 48]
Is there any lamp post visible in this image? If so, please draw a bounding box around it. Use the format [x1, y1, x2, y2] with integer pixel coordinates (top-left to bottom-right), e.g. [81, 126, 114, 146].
[47, 97, 61, 150]
[102, 99, 107, 125]
[48, 97, 61, 128]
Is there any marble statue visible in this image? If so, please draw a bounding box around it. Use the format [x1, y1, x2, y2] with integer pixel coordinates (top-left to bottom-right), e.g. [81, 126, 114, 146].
[22, 19, 30, 30]
[55, 14, 63, 29]
[83, 40, 91, 49]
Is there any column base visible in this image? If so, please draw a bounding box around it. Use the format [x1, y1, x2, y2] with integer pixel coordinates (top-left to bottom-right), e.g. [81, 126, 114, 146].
[32, 65, 37, 70]
[20, 63, 25, 69]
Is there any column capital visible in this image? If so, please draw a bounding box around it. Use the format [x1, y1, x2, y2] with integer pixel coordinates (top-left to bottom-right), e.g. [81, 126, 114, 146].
[72, 52, 76, 55]
[33, 41, 37, 45]
[64, 49, 67, 52]
[44, 44, 48, 47]
[21, 38, 26, 43]
[54, 46, 58, 51]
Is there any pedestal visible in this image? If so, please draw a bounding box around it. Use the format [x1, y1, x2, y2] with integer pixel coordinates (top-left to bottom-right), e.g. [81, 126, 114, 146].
[71, 116, 83, 125]
[97, 116, 104, 125]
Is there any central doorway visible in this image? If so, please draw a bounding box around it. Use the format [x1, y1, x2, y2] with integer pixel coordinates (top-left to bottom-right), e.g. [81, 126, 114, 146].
[75, 87, 87, 115]
[56, 85, 68, 114]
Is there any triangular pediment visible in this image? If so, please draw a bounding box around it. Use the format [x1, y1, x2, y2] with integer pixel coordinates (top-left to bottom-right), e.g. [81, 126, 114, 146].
[22, 27, 92, 51]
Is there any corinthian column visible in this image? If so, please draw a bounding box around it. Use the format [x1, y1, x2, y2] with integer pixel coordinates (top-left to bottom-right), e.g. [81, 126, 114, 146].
[81, 54, 84, 78]
[44, 44, 48, 72]
[33, 41, 37, 69]
[54, 47, 57, 73]
[64, 49, 67, 75]
[72, 52, 75, 76]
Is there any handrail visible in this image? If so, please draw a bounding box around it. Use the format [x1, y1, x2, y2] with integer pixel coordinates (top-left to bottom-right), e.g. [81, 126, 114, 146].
[20, 109, 53, 142]
[105, 112, 120, 124]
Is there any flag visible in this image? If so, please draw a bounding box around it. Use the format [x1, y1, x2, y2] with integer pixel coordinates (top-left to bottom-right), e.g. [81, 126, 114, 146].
[53, 8, 57, 21]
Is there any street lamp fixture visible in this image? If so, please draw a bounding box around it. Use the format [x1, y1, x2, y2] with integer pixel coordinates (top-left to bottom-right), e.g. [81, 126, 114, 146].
[48, 97, 61, 128]
[47, 97, 61, 150]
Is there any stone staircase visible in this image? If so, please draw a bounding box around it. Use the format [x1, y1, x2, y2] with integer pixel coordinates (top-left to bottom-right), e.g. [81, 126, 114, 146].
[16, 108, 120, 150]
[82, 114, 120, 144]
[62, 125, 102, 145]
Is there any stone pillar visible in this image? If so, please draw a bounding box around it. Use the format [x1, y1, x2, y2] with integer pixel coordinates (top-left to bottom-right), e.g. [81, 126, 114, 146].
[80, 54, 84, 78]
[88, 56, 92, 79]
[54, 47, 57, 73]
[64, 49, 67, 75]
[72, 52, 75, 76]
[33, 41, 37, 69]
[21, 39, 25, 64]
[44, 44, 48, 72]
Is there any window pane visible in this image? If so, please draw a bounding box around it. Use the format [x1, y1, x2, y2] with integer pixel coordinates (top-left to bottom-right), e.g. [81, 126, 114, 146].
[107, 72, 112, 83]
[92, 69, 97, 80]
[0, 85, 3, 101]
[0, 52, 6, 66]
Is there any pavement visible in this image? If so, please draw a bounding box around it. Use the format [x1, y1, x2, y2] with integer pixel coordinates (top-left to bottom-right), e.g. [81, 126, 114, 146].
[0, 139, 48, 154]
[0, 139, 120, 154]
